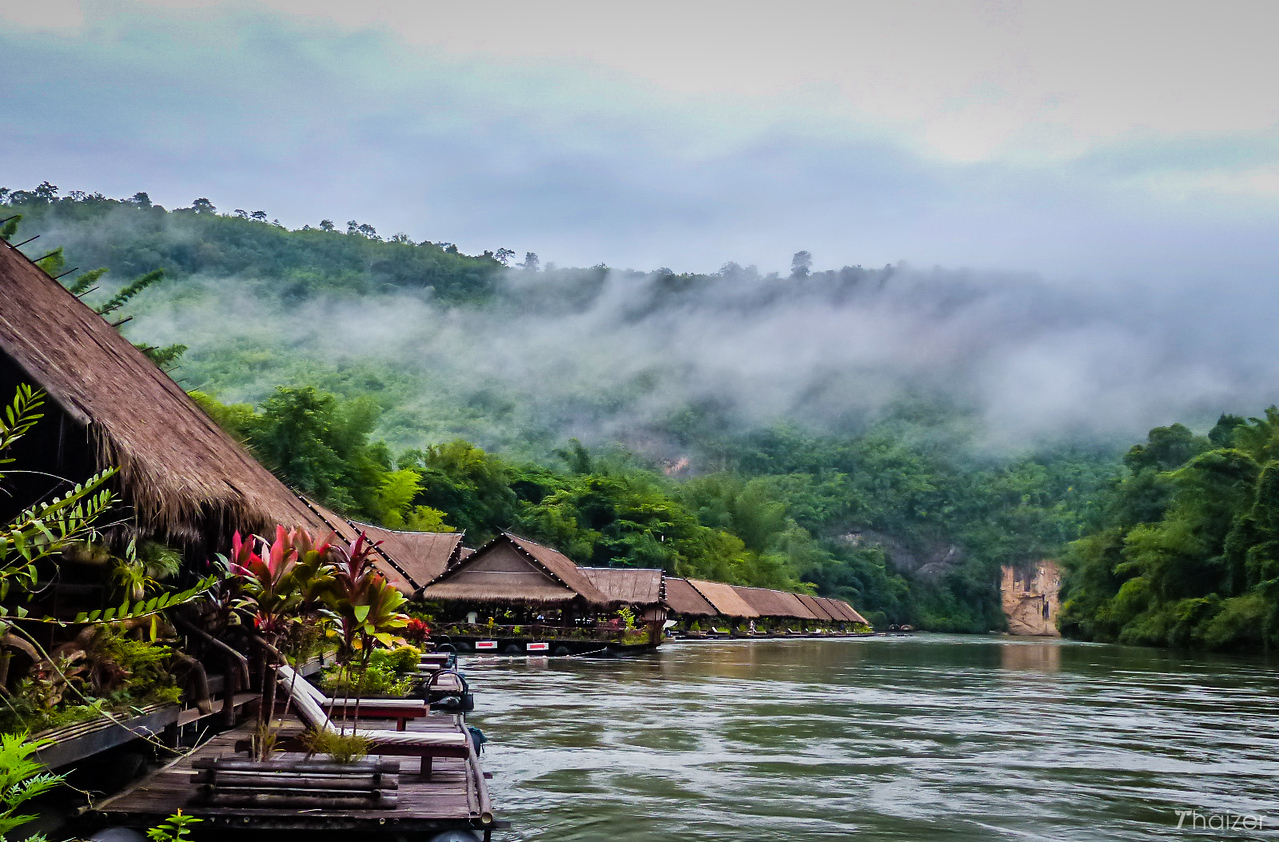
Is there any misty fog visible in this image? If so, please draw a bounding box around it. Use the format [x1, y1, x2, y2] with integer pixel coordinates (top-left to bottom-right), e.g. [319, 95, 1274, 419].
[120, 249, 1277, 456]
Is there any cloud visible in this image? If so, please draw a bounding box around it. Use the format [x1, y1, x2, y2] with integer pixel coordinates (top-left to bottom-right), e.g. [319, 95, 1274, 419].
[1, 1, 1277, 281]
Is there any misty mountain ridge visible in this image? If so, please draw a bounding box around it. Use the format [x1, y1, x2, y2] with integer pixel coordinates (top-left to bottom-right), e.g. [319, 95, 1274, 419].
[5, 186, 1259, 466]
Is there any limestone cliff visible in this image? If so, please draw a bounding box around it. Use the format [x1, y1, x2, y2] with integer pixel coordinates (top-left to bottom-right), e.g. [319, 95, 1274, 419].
[1001, 561, 1061, 636]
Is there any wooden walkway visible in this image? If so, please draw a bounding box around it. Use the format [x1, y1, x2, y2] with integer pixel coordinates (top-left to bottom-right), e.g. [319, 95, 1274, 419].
[87, 713, 501, 838]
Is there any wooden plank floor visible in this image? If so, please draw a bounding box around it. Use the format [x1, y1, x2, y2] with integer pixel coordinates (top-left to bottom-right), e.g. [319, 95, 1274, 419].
[89, 714, 497, 834]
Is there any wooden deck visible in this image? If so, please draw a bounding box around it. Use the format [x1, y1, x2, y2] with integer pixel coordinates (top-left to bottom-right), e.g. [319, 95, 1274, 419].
[87, 713, 502, 838]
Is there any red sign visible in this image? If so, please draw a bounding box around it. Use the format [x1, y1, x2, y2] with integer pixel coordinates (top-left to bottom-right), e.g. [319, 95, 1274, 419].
[527, 642, 549, 652]
[476, 640, 497, 650]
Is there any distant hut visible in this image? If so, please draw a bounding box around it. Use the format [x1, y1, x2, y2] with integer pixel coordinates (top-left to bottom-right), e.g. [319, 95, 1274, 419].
[581, 567, 666, 643]
[580, 567, 665, 624]
[341, 520, 465, 598]
[293, 500, 447, 597]
[829, 599, 871, 628]
[418, 532, 611, 622]
[728, 587, 821, 634]
[0, 239, 329, 555]
[795, 594, 837, 628]
[686, 579, 757, 633]
[661, 577, 718, 634]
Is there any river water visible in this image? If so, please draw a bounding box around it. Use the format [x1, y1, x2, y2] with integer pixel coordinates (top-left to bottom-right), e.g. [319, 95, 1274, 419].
[463, 635, 1279, 841]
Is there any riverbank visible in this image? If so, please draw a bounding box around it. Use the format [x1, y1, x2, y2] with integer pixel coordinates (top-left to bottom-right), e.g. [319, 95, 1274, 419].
[464, 635, 1279, 841]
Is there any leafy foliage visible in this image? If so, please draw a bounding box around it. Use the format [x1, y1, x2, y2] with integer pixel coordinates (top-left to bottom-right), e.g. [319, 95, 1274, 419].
[1060, 410, 1279, 651]
[0, 732, 62, 842]
[146, 811, 202, 842]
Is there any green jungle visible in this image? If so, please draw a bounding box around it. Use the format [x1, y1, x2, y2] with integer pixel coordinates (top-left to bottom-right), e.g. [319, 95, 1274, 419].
[5, 183, 1278, 651]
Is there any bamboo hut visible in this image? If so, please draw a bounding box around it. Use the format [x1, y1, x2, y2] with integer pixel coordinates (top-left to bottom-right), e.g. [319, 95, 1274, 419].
[812, 597, 856, 629]
[0, 240, 329, 552]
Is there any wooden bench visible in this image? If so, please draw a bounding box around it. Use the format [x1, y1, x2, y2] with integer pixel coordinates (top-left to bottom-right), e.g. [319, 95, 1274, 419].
[192, 756, 400, 809]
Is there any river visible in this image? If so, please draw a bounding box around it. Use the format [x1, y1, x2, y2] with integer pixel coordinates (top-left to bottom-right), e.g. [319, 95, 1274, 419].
[463, 635, 1279, 841]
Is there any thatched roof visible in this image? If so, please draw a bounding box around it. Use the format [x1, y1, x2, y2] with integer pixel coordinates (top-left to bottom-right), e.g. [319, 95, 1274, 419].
[830, 599, 870, 625]
[580, 567, 664, 607]
[662, 577, 718, 617]
[774, 591, 819, 620]
[813, 597, 858, 623]
[728, 587, 822, 620]
[796, 594, 835, 621]
[732, 586, 797, 618]
[0, 242, 326, 545]
[297, 499, 418, 596]
[418, 533, 611, 608]
[346, 521, 464, 594]
[687, 579, 758, 619]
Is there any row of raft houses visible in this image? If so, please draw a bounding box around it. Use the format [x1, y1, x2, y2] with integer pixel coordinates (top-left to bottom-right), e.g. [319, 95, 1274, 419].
[319, 522, 872, 655]
[0, 227, 867, 839]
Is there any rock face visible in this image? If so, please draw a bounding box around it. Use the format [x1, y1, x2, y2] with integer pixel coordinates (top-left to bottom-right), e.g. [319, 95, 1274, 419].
[1001, 561, 1061, 636]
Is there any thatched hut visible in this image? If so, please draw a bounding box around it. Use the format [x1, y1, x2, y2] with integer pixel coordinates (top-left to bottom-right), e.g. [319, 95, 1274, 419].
[686, 579, 758, 628]
[661, 577, 718, 623]
[0, 241, 330, 553]
[580, 567, 666, 624]
[342, 520, 465, 598]
[829, 598, 870, 627]
[796, 594, 837, 624]
[418, 533, 610, 613]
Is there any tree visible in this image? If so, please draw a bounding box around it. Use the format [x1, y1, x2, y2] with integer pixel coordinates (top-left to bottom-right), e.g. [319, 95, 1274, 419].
[251, 211, 268, 222]
[521, 252, 540, 271]
[790, 251, 812, 279]
[128, 192, 153, 209]
[494, 248, 515, 265]
[249, 387, 386, 516]
[319, 219, 335, 232]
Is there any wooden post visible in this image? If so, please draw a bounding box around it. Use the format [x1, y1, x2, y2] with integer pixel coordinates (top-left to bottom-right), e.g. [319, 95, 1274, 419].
[222, 655, 240, 729]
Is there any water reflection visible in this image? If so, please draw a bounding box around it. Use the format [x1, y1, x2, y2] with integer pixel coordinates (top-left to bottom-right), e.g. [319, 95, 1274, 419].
[999, 639, 1061, 673]
[465, 636, 1279, 841]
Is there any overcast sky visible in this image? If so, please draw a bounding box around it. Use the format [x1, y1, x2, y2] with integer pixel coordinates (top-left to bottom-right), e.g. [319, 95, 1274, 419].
[2, 0, 1277, 281]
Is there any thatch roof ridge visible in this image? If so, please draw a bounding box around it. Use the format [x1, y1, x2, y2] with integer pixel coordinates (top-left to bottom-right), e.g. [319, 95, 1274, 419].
[661, 577, 718, 617]
[0, 242, 326, 544]
[687, 579, 758, 618]
[500, 533, 612, 606]
[580, 567, 664, 606]
[294, 499, 412, 596]
[419, 532, 611, 608]
[346, 520, 464, 593]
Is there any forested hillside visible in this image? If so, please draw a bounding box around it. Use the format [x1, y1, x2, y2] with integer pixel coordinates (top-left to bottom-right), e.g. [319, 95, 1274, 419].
[0, 184, 1131, 632]
[1060, 413, 1279, 651]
